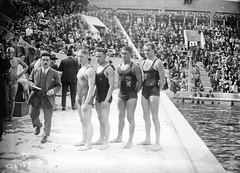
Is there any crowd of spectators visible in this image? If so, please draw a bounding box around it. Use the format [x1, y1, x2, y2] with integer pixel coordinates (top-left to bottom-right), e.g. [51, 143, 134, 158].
[0, 0, 240, 93]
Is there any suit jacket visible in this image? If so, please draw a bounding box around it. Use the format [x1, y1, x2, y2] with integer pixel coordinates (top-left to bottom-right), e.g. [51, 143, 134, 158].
[27, 67, 62, 107]
[50, 62, 58, 71]
[0, 58, 11, 113]
[58, 56, 79, 84]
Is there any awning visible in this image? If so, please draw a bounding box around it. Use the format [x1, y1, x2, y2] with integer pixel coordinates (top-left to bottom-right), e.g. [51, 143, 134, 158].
[81, 14, 108, 34]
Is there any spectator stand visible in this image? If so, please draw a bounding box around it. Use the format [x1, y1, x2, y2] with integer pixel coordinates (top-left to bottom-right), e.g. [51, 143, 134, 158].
[1, 0, 240, 107]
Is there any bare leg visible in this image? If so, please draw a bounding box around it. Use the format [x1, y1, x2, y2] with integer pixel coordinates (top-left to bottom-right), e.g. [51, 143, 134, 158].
[93, 101, 104, 145]
[79, 104, 93, 151]
[75, 103, 87, 146]
[110, 98, 126, 143]
[138, 96, 151, 145]
[9, 83, 18, 120]
[124, 98, 137, 149]
[150, 96, 160, 151]
[99, 102, 111, 150]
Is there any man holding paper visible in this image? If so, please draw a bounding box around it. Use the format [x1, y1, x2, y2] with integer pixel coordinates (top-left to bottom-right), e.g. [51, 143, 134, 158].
[28, 52, 61, 144]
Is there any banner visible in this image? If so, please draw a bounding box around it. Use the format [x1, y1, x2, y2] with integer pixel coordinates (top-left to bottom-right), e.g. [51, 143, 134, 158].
[114, 16, 142, 59]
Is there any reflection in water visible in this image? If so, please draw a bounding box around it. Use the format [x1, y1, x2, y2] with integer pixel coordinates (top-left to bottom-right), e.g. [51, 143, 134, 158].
[173, 101, 240, 173]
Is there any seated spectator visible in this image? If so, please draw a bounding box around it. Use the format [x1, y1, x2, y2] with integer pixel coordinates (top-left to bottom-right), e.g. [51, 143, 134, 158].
[193, 74, 203, 91]
[219, 73, 230, 93]
[170, 77, 181, 98]
[171, 62, 181, 79]
[206, 89, 214, 98]
[230, 81, 238, 93]
[180, 77, 188, 90]
[162, 76, 169, 90]
[193, 87, 203, 97]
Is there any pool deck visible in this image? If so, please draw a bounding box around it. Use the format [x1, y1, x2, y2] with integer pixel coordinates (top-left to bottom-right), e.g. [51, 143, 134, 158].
[0, 89, 226, 173]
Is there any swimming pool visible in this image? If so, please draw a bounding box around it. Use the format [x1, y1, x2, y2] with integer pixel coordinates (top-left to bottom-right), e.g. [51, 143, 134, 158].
[173, 101, 240, 173]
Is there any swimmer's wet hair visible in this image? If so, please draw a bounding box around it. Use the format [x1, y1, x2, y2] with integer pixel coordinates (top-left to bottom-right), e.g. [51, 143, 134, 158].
[121, 46, 133, 54]
[79, 49, 89, 56]
[144, 42, 155, 50]
[95, 48, 106, 55]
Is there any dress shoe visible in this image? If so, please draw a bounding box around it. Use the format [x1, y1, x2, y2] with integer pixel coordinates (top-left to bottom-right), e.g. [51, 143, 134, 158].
[35, 123, 42, 135]
[72, 106, 77, 110]
[0, 136, 2, 142]
[62, 107, 66, 111]
[3, 115, 12, 122]
[41, 136, 47, 144]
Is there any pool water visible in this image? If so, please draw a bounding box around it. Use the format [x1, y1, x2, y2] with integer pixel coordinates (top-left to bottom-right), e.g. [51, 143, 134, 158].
[172, 101, 240, 173]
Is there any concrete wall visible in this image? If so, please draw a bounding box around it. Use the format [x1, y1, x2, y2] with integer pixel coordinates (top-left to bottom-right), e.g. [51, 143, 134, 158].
[89, 0, 240, 13]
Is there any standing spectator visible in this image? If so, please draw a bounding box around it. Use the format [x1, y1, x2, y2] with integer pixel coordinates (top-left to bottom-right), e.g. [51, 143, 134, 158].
[0, 44, 11, 141]
[58, 49, 80, 110]
[28, 52, 61, 143]
[50, 54, 58, 70]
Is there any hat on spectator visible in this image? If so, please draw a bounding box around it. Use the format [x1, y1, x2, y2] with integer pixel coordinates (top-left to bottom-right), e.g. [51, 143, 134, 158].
[50, 54, 58, 60]
[67, 49, 74, 56]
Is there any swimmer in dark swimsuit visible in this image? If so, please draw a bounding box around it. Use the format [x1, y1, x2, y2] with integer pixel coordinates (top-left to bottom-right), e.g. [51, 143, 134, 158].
[75, 49, 95, 151]
[142, 58, 160, 99]
[138, 42, 165, 151]
[92, 48, 115, 150]
[110, 46, 142, 149]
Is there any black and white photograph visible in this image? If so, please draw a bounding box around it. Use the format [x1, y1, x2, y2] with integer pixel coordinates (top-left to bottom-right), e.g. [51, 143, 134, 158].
[0, 0, 240, 172]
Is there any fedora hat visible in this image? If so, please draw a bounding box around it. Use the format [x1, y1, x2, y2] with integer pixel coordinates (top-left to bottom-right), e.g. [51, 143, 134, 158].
[50, 54, 58, 60]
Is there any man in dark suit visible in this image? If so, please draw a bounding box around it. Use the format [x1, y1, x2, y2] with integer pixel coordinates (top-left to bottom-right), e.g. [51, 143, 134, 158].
[0, 44, 11, 141]
[28, 52, 61, 143]
[58, 49, 79, 110]
[50, 54, 58, 71]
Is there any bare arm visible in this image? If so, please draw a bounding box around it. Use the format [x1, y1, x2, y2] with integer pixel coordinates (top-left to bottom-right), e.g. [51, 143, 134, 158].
[28, 69, 34, 83]
[156, 60, 165, 91]
[104, 66, 115, 102]
[84, 68, 95, 105]
[133, 63, 142, 93]
[18, 58, 29, 78]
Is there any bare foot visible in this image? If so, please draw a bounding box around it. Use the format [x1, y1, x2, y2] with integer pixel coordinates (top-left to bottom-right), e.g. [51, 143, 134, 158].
[100, 143, 109, 150]
[92, 140, 104, 145]
[123, 142, 133, 149]
[109, 138, 122, 143]
[79, 145, 92, 151]
[74, 141, 86, 146]
[137, 140, 151, 145]
[151, 144, 160, 151]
